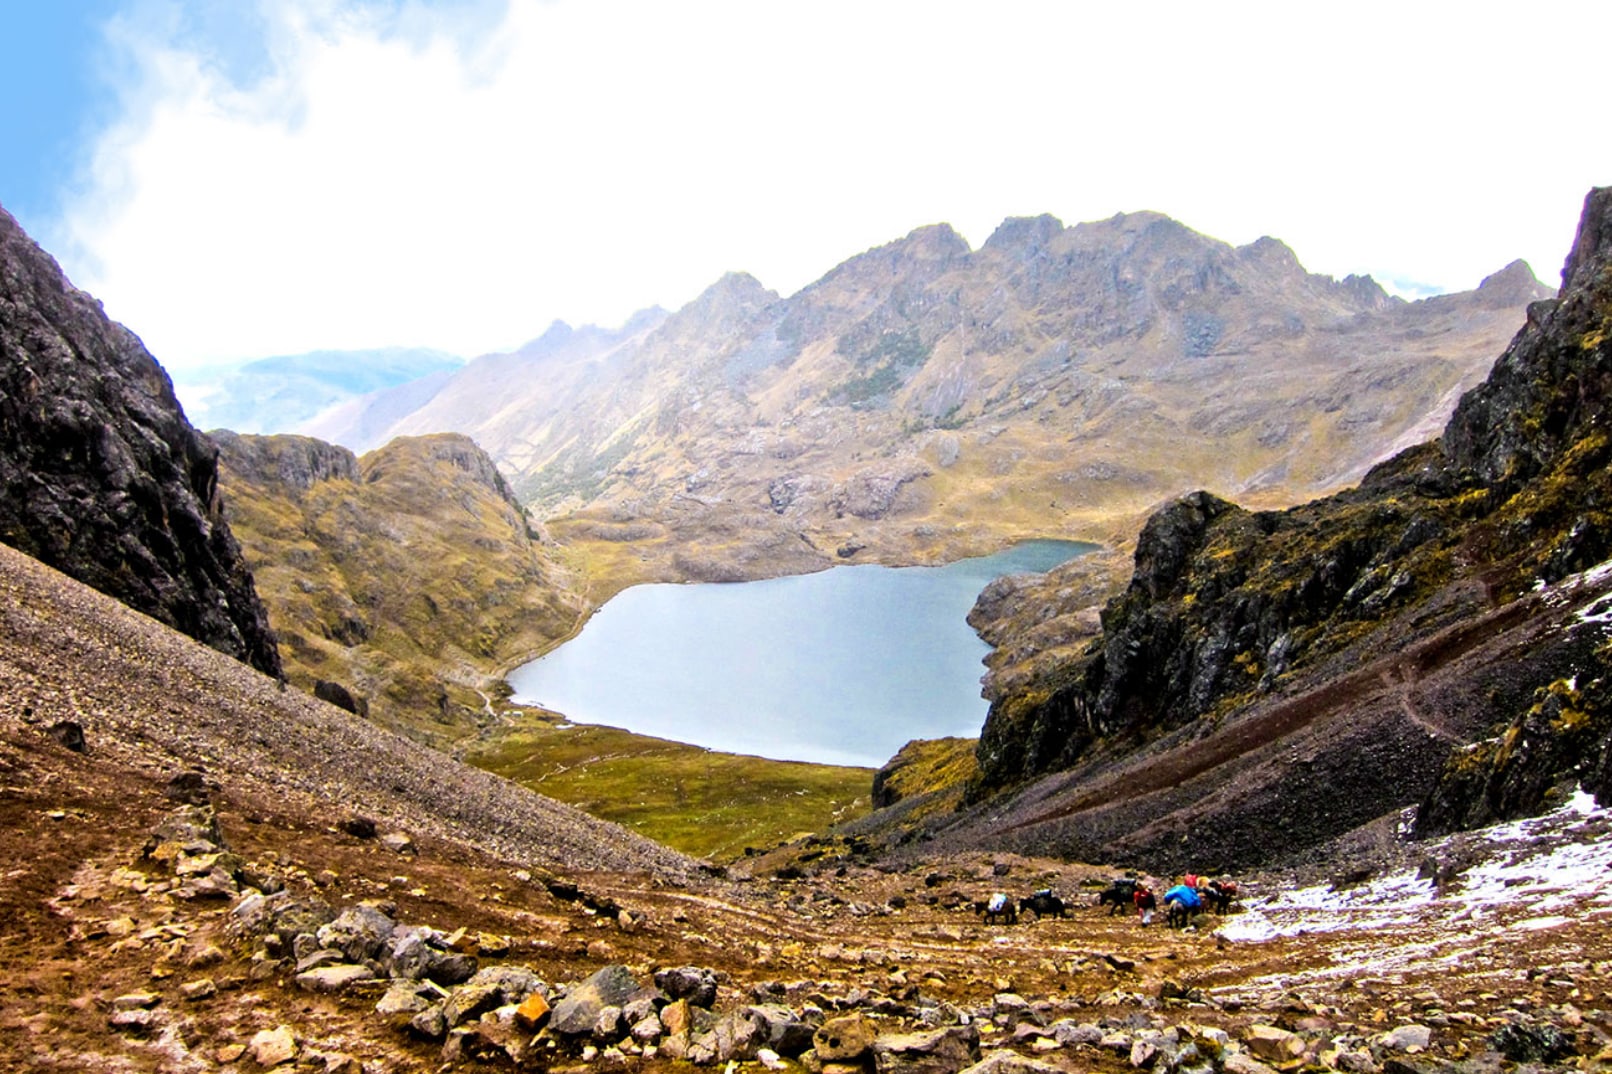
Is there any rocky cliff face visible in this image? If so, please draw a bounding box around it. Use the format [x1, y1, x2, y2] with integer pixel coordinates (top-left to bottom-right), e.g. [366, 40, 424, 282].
[0, 205, 279, 676]
[948, 188, 1612, 870]
[307, 210, 1549, 593]
[214, 431, 587, 745]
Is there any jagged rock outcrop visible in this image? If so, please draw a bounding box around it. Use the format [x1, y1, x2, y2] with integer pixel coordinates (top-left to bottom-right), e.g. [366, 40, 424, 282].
[956, 188, 1612, 867]
[215, 431, 586, 744]
[0, 205, 279, 675]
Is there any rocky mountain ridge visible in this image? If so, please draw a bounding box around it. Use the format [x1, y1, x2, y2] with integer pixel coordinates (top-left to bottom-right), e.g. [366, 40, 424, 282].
[922, 187, 1612, 872]
[214, 431, 589, 746]
[0, 205, 280, 676]
[309, 210, 1550, 592]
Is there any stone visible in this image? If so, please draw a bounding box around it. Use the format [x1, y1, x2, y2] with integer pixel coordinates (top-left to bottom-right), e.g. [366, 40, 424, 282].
[442, 1023, 522, 1065]
[1491, 1023, 1574, 1063]
[293, 949, 345, 975]
[816, 1014, 878, 1061]
[230, 890, 337, 946]
[551, 964, 641, 1036]
[747, 1004, 817, 1057]
[409, 1006, 447, 1041]
[661, 999, 692, 1036]
[186, 943, 226, 968]
[295, 964, 376, 993]
[872, 1024, 981, 1074]
[47, 720, 86, 753]
[339, 815, 377, 839]
[957, 1050, 1068, 1074]
[314, 904, 395, 963]
[166, 771, 211, 805]
[593, 1004, 625, 1041]
[109, 1009, 157, 1034]
[1332, 1050, 1379, 1074]
[375, 981, 437, 1018]
[1380, 1025, 1432, 1052]
[180, 978, 217, 1001]
[429, 953, 478, 986]
[655, 965, 719, 1008]
[112, 992, 160, 1010]
[443, 983, 504, 1028]
[465, 964, 545, 1002]
[1246, 1025, 1306, 1063]
[515, 991, 551, 1030]
[691, 1009, 770, 1065]
[381, 832, 414, 855]
[630, 1013, 664, 1043]
[249, 1025, 298, 1067]
[1051, 1021, 1104, 1046]
[623, 991, 663, 1024]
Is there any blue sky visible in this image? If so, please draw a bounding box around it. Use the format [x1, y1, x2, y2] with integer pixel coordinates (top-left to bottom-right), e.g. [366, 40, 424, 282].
[3, 1, 1610, 372]
[0, 2, 121, 231]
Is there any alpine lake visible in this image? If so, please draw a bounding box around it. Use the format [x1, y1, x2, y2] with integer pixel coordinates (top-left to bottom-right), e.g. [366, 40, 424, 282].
[508, 539, 1096, 768]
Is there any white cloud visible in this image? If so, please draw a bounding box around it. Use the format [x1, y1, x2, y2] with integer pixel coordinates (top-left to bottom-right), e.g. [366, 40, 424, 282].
[54, 0, 1612, 370]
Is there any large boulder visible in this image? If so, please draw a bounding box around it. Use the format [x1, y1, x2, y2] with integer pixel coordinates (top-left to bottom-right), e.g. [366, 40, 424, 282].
[549, 965, 640, 1036]
[315, 904, 396, 964]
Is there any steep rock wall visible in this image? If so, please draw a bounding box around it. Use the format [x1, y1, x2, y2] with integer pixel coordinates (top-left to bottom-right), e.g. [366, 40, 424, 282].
[0, 206, 279, 676]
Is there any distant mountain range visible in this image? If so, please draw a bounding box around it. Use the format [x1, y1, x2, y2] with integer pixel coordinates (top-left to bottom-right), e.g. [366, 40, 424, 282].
[293, 211, 1551, 589]
[171, 347, 463, 435]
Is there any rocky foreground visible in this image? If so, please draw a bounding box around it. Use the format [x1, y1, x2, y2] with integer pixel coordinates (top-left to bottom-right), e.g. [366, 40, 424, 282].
[8, 717, 1612, 1074]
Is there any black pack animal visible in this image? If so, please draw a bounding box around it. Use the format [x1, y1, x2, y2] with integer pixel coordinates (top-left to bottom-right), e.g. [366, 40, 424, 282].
[980, 893, 1017, 925]
[1020, 890, 1067, 919]
[1204, 879, 1238, 914]
[1095, 878, 1139, 915]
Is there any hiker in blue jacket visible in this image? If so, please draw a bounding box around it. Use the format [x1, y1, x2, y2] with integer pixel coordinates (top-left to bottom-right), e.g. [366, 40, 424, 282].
[1162, 883, 1202, 928]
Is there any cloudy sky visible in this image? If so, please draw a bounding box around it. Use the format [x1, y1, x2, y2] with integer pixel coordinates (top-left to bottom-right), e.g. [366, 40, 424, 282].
[3, 0, 1609, 372]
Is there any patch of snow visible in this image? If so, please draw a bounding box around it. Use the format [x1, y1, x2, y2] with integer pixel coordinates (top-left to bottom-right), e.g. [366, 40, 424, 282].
[1222, 788, 1612, 944]
[1511, 916, 1571, 931]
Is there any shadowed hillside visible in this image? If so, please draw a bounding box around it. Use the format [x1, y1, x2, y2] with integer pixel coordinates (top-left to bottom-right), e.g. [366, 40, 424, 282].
[0, 205, 280, 675]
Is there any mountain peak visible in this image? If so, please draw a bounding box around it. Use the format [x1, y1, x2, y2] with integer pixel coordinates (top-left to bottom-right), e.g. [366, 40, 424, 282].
[1237, 234, 1303, 272]
[516, 319, 576, 355]
[1473, 258, 1553, 308]
[983, 213, 1065, 256]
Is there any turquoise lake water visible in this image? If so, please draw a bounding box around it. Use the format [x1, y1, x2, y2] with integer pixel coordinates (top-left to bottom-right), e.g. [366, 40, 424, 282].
[506, 539, 1095, 768]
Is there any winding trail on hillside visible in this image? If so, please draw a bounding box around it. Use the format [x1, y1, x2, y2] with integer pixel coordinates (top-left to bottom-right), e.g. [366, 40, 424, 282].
[996, 593, 1547, 836]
